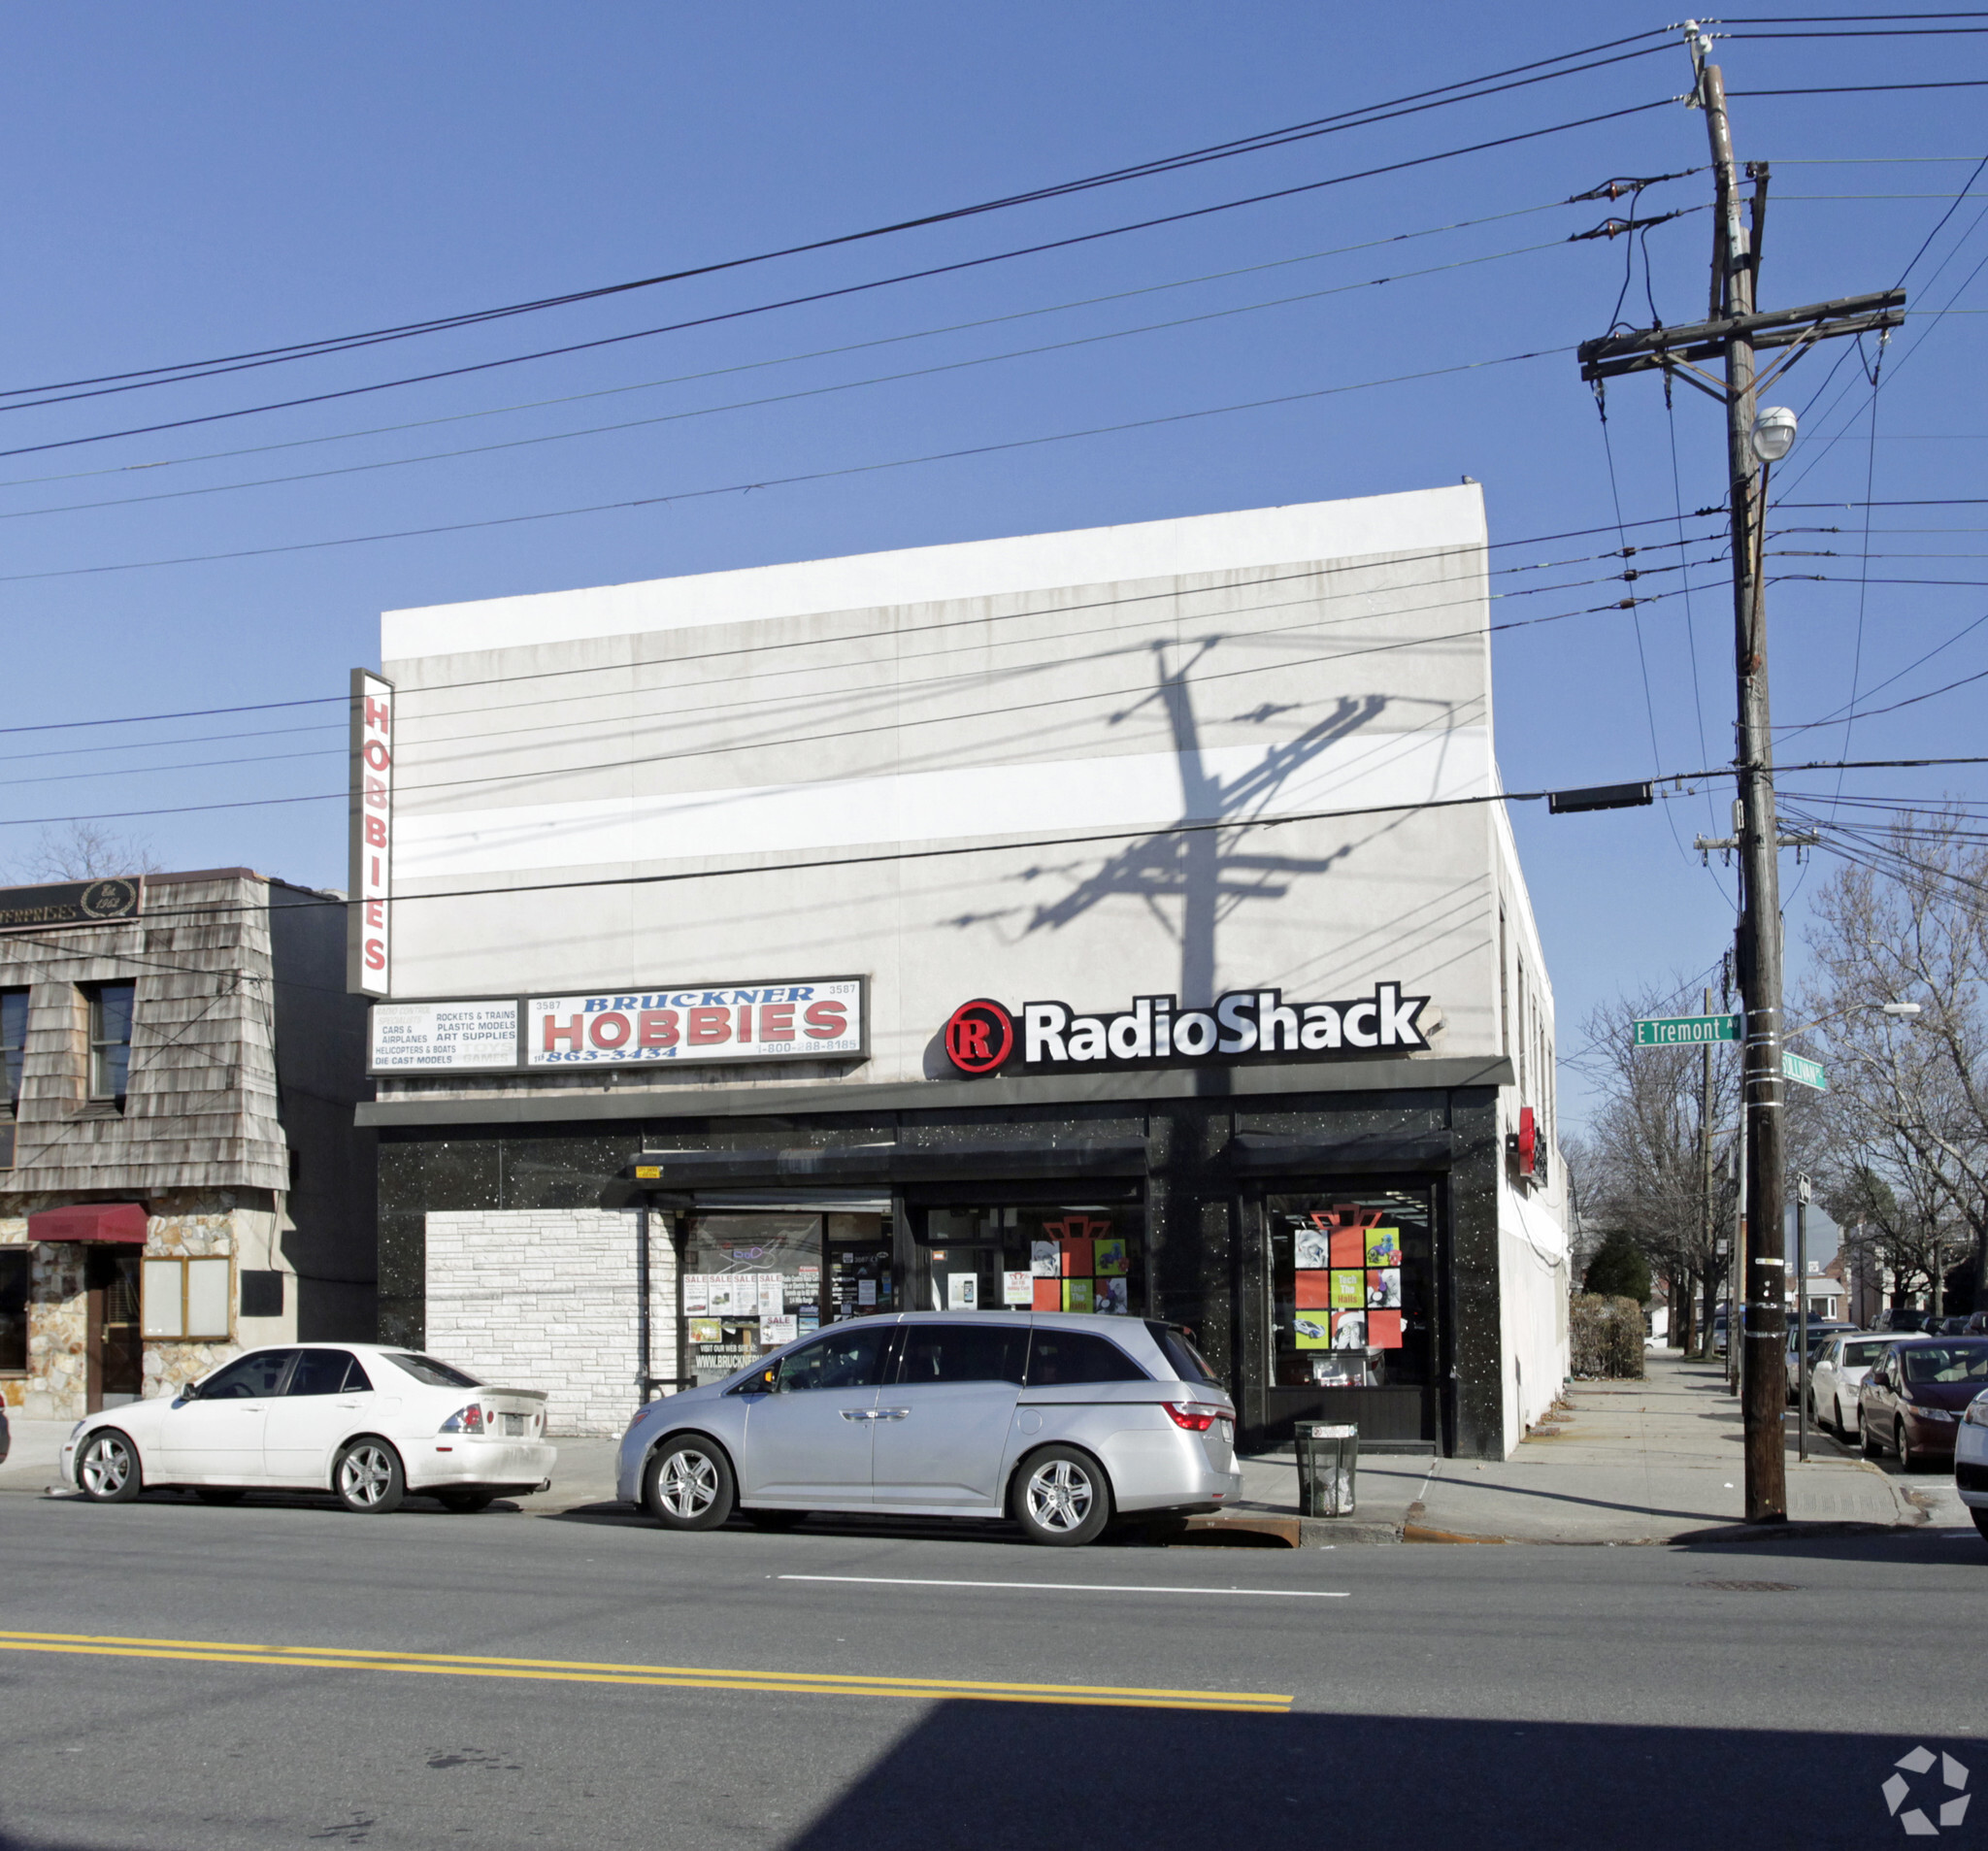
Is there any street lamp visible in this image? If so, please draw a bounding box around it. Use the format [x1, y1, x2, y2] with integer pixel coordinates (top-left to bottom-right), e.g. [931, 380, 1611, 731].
[1750, 406, 1799, 463]
[1880, 1002, 1923, 1017]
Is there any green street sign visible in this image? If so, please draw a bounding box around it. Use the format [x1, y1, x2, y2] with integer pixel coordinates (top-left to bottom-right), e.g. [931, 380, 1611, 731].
[1783, 1051, 1829, 1092]
[1633, 1013, 1740, 1047]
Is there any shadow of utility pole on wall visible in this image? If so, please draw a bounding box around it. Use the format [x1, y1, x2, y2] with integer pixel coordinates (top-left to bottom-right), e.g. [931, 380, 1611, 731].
[1016, 644, 1383, 1004]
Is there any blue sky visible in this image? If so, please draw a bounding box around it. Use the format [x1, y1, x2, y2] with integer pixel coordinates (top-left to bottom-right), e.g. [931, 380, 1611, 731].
[1, 4, 1980, 1128]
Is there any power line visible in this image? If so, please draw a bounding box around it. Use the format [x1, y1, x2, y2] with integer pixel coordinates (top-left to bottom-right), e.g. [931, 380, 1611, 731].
[0, 34, 1682, 407]
[0, 99, 1685, 465]
[0, 198, 1580, 495]
[0, 233, 1585, 528]
[0, 344, 1579, 584]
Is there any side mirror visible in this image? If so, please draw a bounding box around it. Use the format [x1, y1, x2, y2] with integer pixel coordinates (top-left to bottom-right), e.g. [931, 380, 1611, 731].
[175, 1380, 201, 1404]
[759, 1366, 779, 1392]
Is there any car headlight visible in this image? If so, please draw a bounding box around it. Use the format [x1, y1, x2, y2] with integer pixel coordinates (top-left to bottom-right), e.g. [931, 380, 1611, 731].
[1915, 1406, 1960, 1423]
[1965, 1396, 1988, 1427]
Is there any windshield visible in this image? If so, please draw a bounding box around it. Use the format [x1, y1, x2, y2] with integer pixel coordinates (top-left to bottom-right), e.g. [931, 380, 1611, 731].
[1146, 1321, 1220, 1387]
[1901, 1342, 1988, 1387]
[386, 1352, 482, 1389]
[1842, 1339, 1892, 1369]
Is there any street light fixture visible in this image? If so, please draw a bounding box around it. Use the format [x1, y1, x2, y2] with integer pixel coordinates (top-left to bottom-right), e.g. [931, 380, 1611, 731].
[1750, 406, 1799, 463]
[1880, 1002, 1923, 1017]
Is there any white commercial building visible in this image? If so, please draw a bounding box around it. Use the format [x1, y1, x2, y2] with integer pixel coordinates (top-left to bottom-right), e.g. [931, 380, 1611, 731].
[354, 486, 1569, 1448]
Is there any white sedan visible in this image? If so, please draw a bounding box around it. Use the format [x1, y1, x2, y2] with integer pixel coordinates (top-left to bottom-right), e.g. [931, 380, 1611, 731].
[60, 1343, 556, 1514]
[1809, 1333, 1896, 1440]
[1959, 1390, 1988, 1541]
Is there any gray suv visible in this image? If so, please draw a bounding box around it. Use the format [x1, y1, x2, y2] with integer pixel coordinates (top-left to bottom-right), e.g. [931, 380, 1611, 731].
[615, 1311, 1242, 1546]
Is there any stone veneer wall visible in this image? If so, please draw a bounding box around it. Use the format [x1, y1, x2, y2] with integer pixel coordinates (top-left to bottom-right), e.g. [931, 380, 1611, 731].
[424, 1209, 677, 1437]
[1, 1195, 254, 1418]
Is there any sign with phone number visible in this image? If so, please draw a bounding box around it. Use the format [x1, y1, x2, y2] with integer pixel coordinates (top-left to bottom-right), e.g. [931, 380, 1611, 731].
[526, 977, 865, 1067]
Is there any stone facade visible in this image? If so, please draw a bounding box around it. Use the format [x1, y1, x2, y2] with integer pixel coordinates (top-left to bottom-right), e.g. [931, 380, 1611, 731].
[425, 1209, 678, 1437]
[0, 1195, 262, 1417]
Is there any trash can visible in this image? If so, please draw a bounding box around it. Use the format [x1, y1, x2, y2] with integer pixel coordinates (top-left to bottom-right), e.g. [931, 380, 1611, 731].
[1294, 1422, 1358, 1518]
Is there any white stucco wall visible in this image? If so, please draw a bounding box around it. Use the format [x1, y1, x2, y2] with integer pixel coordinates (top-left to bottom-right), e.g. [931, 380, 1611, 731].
[424, 1209, 677, 1437]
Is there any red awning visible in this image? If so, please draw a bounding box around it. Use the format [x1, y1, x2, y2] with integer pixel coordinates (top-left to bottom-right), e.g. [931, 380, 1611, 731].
[28, 1203, 149, 1243]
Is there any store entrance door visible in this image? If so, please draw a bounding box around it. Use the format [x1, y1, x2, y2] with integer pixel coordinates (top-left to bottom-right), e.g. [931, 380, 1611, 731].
[85, 1246, 143, 1411]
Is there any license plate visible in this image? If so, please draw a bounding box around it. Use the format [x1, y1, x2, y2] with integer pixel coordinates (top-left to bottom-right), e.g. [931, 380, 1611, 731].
[499, 1412, 526, 1437]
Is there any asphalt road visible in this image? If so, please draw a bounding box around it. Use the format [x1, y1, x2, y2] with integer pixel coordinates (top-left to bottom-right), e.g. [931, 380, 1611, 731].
[2, 1490, 1983, 1851]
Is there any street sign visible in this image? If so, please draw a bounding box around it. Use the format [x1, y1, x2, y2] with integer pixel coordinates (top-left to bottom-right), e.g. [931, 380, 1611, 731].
[1633, 1013, 1740, 1047]
[1782, 1051, 1828, 1092]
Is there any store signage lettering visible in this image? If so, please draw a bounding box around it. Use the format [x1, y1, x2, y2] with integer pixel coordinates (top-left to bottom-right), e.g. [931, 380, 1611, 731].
[527, 977, 864, 1067]
[369, 1000, 520, 1072]
[346, 668, 395, 998]
[944, 983, 1429, 1076]
[0, 876, 143, 933]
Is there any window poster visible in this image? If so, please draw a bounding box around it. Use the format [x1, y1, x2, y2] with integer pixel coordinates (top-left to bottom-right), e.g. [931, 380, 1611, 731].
[1095, 1276, 1129, 1314]
[1275, 1196, 1421, 1380]
[948, 1273, 978, 1311]
[1366, 1226, 1402, 1268]
[1031, 1240, 1060, 1276]
[1294, 1312, 1331, 1350]
[683, 1276, 712, 1315]
[763, 1313, 799, 1346]
[1296, 1271, 1332, 1309]
[1295, 1225, 1331, 1271]
[756, 1275, 785, 1318]
[1094, 1239, 1128, 1276]
[1332, 1309, 1368, 1348]
[1367, 1268, 1402, 1308]
[1003, 1270, 1034, 1306]
[689, 1319, 723, 1346]
[1330, 1270, 1364, 1309]
[1063, 1278, 1095, 1313]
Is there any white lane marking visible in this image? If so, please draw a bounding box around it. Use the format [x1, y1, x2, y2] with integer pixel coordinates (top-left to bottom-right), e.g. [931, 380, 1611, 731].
[778, 1574, 1348, 1599]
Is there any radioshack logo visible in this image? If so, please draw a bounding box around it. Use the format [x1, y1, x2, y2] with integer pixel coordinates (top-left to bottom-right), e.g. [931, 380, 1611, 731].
[943, 984, 1430, 1076]
[944, 999, 1014, 1075]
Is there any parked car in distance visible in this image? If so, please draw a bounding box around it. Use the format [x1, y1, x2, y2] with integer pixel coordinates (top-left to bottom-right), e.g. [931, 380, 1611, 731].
[616, 1311, 1242, 1547]
[1810, 1334, 1897, 1439]
[1964, 1311, 1988, 1338]
[1785, 1322, 1858, 1404]
[1872, 1307, 1934, 1335]
[1926, 1315, 1974, 1337]
[1858, 1338, 1988, 1471]
[1955, 1388, 1988, 1540]
[60, 1343, 556, 1514]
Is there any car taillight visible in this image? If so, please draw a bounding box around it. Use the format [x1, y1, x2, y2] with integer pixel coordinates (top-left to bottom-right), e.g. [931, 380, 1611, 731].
[1163, 1402, 1222, 1432]
[440, 1404, 484, 1435]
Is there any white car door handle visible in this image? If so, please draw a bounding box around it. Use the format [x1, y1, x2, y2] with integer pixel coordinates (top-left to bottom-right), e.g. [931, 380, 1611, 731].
[876, 1408, 910, 1421]
[839, 1408, 871, 1422]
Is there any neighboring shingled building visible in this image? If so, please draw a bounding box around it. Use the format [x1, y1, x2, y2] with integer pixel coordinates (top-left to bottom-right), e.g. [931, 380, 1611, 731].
[0, 869, 376, 1419]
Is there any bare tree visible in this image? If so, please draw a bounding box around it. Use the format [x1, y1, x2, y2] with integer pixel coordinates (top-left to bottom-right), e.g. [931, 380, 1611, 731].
[11, 821, 163, 882]
[1800, 810, 1988, 1314]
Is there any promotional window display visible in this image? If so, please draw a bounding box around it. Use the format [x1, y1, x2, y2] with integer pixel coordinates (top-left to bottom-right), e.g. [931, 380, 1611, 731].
[1268, 1189, 1435, 1391]
[679, 1210, 890, 1384]
[911, 1201, 1144, 1319]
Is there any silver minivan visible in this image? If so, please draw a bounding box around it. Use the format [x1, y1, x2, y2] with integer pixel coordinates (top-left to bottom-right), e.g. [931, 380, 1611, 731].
[614, 1311, 1242, 1546]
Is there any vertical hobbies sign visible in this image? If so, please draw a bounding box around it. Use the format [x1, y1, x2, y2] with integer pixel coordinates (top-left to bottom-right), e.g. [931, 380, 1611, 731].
[347, 669, 394, 996]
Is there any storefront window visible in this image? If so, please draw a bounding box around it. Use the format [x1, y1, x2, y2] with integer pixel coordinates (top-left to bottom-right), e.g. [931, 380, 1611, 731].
[1267, 1188, 1435, 1391]
[0, 1247, 26, 1372]
[911, 1201, 1145, 1318]
[681, 1212, 822, 1384]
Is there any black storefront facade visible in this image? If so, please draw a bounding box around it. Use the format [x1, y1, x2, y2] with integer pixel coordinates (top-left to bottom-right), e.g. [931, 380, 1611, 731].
[367, 1049, 1514, 1458]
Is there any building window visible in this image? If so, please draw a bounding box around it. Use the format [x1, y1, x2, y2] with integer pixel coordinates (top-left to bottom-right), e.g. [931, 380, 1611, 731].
[87, 981, 136, 1101]
[142, 1255, 231, 1340]
[0, 1247, 26, 1371]
[0, 988, 25, 1169]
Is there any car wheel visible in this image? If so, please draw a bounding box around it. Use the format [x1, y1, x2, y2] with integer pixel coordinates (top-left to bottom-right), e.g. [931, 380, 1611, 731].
[744, 1508, 807, 1530]
[334, 1438, 406, 1514]
[76, 1429, 142, 1504]
[643, 1437, 736, 1531]
[1012, 1446, 1111, 1547]
[1832, 1397, 1849, 1440]
[1897, 1422, 1919, 1473]
[193, 1488, 246, 1505]
[1860, 1411, 1881, 1457]
[1972, 1508, 1988, 1541]
[434, 1490, 494, 1513]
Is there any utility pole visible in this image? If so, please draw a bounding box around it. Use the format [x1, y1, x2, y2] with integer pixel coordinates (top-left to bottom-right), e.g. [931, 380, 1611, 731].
[1577, 24, 1905, 1523]
[1795, 1172, 1810, 1464]
[1698, 984, 1714, 1358]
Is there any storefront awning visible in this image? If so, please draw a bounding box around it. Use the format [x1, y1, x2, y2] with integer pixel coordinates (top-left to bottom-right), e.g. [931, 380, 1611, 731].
[27, 1203, 149, 1243]
[1228, 1132, 1453, 1175]
[629, 1139, 1148, 1187]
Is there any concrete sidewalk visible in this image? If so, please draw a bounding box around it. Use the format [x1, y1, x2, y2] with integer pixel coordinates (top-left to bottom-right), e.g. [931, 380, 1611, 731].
[1402, 1351, 1917, 1543]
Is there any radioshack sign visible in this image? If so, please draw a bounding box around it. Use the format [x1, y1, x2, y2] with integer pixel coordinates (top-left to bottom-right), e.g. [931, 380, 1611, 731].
[527, 977, 865, 1068]
[943, 984, 1430, 1076]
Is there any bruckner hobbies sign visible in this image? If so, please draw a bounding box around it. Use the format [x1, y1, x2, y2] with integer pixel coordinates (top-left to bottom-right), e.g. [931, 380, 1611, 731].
[528, 977, 865, 1067]
[943, 984, 1430, 1076]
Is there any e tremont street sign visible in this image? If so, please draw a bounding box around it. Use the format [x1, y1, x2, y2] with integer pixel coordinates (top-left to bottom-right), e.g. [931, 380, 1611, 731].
[1631, 1016, 1829, 1090]
[1633, 1013, 1740, 1047]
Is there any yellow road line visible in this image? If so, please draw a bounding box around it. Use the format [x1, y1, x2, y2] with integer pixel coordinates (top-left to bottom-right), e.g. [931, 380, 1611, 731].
[0, 1630, 1291, 1713]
